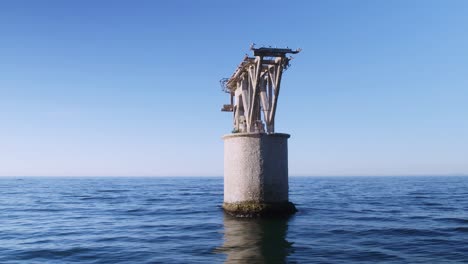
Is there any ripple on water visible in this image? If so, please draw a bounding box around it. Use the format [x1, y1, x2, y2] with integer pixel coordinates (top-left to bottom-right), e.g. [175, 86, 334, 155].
[1, 176, 468, 263]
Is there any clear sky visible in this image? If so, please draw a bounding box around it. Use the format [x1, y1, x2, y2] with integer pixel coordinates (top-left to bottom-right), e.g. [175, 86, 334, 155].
[1, 0, 467, 176]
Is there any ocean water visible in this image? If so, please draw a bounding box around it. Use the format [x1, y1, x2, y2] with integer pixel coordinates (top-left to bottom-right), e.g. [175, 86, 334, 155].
[1, 176, 468, 263]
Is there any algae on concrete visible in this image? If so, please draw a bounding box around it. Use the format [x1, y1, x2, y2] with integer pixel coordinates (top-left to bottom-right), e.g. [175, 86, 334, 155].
[223, 201, 297, 218]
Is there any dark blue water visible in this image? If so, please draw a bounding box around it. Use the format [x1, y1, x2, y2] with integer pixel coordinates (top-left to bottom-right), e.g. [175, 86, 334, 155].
[1, 176, 468, 263]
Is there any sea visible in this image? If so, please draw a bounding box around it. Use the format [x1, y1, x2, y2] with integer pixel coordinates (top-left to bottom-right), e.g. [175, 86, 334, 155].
[1, 176, 468, 263]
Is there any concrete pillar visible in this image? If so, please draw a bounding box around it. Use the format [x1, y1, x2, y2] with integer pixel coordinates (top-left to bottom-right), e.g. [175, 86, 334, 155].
[223, 133, 296, 217]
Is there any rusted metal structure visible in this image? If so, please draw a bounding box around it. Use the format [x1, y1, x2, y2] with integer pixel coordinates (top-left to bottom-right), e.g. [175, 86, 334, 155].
[221, 45, 301, 133]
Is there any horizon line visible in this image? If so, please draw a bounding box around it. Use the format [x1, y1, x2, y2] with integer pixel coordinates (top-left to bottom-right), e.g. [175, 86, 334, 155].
[0, 174, 467, 178]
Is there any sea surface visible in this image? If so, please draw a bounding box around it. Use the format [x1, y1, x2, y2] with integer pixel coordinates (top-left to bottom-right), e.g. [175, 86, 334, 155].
[1, 176, 468, 263]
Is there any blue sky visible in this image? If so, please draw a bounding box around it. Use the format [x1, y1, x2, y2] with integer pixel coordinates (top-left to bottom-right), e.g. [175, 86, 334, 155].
[1, 0, 467, 176]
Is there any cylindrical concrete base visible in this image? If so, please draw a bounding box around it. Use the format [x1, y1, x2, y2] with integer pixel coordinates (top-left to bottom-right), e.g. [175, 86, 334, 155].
[222, 133, 296, 217]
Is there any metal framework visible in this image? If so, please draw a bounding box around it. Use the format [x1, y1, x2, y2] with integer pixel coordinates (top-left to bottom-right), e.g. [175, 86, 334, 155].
[221, 46, 300, 133]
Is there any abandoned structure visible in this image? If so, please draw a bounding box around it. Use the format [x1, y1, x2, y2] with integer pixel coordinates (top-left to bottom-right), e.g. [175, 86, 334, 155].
[221, 46, 300, 134]
[221, 45, 300, 217]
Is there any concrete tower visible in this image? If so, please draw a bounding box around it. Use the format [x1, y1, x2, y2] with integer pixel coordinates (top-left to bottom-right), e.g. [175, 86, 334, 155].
[221, 46, 300, 217]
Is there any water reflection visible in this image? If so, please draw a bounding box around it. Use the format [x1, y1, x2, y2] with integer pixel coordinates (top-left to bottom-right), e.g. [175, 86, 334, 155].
[217, 213, 294, 263]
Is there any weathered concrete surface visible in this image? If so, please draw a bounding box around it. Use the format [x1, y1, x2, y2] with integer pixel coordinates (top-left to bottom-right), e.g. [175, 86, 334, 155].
[223, 133, 296, 217]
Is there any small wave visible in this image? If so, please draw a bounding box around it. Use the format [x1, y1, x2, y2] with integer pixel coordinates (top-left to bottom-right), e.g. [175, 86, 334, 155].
[145, 198, 163, 202]
[355, 228, 447, 237]
[453, 227, 468, 233]
[96, 189, 129, 193]
[328, 229, 352, 235]
[438, 227, 468, 233]
[28, 208, 64, 213]
[79, 196, 118, 201]
[348, 250, 403, 262]
[351, 216, 397, 222]
[412, 196, 430, 199]
[15, 247, 91, 260]
[407, 215, 430, 220]
[435, 217, 468, 224]
[421, 202, 444, 206]
[327, 226, 440, 237]
[408, 191, 431, 195]
[126, 208, 146, 213]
